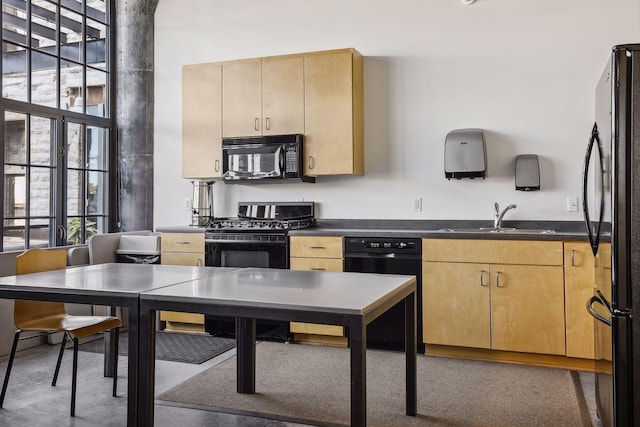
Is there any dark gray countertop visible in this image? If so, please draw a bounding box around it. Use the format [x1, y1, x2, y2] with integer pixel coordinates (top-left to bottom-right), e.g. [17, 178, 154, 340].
[157, 219, 598, 241]
[289, 219, 593, 241]
[156, 225, 206, 233]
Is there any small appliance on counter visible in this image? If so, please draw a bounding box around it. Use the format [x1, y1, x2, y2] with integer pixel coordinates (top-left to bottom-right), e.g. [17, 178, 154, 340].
[191, 180, 214, 226]
[444, 128, 487, 179]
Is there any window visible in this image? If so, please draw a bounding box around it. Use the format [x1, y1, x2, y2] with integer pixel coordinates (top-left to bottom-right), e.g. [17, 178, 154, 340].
[1, 0, 113, 251]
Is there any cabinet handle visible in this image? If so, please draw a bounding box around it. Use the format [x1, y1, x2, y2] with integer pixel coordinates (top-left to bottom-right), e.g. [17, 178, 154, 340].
[570, 250, 576, 267]
[496, 271, 504, 288]
[176, 241, 191, 245]
[215, 159, 220, 173]
[265, 117, 270, 130]
[310, 267, 325, 271]
[254, 118, 259, 131]
[310, 246, 326, 249]
[480, 270, 488, 287]
[308, 155, 315, 170]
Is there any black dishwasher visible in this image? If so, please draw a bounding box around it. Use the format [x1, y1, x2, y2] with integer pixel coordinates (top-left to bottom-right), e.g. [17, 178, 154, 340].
[343, 237, 423, 353]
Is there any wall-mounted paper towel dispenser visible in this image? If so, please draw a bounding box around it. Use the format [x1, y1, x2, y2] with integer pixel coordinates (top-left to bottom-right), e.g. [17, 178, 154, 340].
[515, 154, 540, 191]
[444, 128, 487, 179]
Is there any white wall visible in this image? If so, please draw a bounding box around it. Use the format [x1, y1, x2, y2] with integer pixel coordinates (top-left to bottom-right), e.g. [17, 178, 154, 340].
[153, 0, 640, 226]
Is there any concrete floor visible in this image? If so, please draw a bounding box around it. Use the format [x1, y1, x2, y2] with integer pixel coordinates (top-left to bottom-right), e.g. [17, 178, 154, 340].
[0, 339, 309, 426]
[0, 340, 601, 427]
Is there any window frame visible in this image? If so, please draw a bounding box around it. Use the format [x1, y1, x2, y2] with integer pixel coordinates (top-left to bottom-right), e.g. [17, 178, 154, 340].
[0, 0, 115, 251]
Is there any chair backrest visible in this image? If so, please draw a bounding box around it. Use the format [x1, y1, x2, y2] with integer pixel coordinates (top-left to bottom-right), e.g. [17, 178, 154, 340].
[14, 249, 68, 328]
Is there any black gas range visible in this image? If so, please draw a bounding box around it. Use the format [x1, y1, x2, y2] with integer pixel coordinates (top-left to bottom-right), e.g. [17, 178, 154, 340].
[207, 201, 315, 232]
[203, 201, 315, 341]
[204, 201, 315, 268]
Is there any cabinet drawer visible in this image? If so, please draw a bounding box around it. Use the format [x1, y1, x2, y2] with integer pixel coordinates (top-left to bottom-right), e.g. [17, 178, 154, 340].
[290, 257, 343, 272]
[160, 252, 204, 266]
[422, 239, 563, 265]
[160, 311, 204, 324]
[290, 322, 344, 336]
[290, 236, 342, 258]
[161, 233, 204, 253]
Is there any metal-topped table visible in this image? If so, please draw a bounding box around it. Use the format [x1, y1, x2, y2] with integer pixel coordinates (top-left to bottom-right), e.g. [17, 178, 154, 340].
[1, 264, 417, 426]
[0, 263, 236, 426]
[138, 267, 417, 427]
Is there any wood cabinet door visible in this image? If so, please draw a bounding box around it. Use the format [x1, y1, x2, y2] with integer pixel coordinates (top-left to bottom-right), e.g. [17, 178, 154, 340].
[222, 59, 262, 137]
[490, 264, 565, 355]
[423, 261, 491, 348]
[564, 242, 596, 359]
[182, 63, 222, 178]
[304, 51, 362, 175]
[262, 57, 304, 135]
[290, 254, 344, 337]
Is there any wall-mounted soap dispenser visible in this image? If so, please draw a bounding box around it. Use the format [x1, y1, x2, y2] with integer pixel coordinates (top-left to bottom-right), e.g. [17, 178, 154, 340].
[444, 128, 487, 179]
[515, 154, 540, 191]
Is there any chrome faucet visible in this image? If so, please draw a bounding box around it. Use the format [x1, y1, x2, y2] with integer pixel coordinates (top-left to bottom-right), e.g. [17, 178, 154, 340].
[494, 202, 517, 229]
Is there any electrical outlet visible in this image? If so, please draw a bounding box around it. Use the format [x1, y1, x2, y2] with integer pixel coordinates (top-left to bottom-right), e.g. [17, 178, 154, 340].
[412, 197, 422, 213]
[566, 196, 579, 212]
[184, 198, 191, 211]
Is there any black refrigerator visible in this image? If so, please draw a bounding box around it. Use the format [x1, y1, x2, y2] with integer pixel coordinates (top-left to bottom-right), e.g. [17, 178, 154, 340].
[585, 44, 640, 427]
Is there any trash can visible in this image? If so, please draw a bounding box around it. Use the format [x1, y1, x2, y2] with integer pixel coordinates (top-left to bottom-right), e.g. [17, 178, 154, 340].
[115, 235, 161, 264]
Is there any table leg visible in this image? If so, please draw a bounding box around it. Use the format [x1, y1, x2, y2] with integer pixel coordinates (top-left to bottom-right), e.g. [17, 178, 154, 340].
[104, 306, 117, 377]
[405, 291, 417, 416]
[236, 317, 256, 394]
[135, 303, 156, 427]
[125, 303, 140, 426]
[350, 319, 367, 427]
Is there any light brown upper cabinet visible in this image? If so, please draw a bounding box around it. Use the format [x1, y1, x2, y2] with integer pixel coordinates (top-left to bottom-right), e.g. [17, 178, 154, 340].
[222, 57, 304, 137]
[183, 48, 364, 178]
[182, 63, 223, 179]
[304, 49, 364, 176]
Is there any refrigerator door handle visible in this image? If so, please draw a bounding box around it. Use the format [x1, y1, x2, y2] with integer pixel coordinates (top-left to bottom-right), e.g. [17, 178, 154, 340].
[582, 122, 605, 256]
[586, 293, 612, 326]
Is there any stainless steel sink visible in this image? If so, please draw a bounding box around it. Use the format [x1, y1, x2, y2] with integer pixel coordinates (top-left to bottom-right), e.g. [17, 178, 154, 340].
[437, 228, 556, 235]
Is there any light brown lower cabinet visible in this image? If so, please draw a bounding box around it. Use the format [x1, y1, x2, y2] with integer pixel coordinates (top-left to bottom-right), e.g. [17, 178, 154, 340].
[160, 232, 205, 333]
[289, 236, 346, 346]
[423, 239, 566, 356]
[564, 242, 596, 359]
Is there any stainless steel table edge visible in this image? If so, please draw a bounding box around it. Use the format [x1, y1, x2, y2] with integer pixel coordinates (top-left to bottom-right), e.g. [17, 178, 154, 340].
[136, 277, 417, 427]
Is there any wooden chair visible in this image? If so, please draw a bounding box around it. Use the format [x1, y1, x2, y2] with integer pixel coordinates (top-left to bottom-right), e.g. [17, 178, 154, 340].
[0, 248, 123, 416]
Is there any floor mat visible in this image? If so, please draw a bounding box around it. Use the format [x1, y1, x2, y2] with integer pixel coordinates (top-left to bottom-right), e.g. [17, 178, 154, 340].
[159, 342, 591, 426]
[74, 331, 236, 364]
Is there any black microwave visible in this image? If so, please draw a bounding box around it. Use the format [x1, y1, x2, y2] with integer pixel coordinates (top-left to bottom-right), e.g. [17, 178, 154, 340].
[221, 134, 314, 182]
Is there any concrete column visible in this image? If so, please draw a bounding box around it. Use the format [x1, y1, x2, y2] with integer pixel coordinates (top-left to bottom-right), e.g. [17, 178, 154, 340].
[114, 0, 159, 231]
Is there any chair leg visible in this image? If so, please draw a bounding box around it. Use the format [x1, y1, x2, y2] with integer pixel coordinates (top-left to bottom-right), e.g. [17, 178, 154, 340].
[52, 333, 68, 386]
[112, 328, 119, 397]
[71, 337, 78, 417]
[0, 330, 21, 408]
